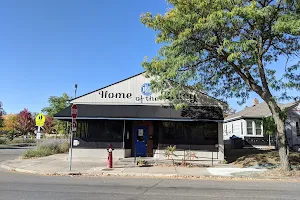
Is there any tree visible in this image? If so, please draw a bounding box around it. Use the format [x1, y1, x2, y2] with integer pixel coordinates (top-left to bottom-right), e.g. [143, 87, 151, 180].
[42, 93, 71, 135]
[42, 93, 71, 117]
[15, 109, 35, 136]
[43, 116, 56, 135]
[0, 114, 18, 140]
[141, 0, 300, 171]
[223, 106, 237, 118]
[0, 114, 3, 129]
[263, 116, 277, 137]
[0, 114, 18, 133]
[263, 116, 277, 146]
[0, 101, 4, 128]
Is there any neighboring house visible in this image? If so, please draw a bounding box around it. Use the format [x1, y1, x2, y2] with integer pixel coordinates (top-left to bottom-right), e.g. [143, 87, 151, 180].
[224, 99, 300, 150]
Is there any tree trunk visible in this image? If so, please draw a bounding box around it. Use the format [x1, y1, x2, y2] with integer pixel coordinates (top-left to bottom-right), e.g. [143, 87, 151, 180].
[266, 100, 291, 171]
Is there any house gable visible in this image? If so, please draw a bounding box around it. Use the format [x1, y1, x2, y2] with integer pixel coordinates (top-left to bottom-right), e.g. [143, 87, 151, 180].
[72, 72, 224, 107]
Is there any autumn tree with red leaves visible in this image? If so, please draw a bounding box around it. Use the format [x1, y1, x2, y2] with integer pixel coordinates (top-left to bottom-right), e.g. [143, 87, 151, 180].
[15, 109, 35, 136]
[43, 116, 56, 135]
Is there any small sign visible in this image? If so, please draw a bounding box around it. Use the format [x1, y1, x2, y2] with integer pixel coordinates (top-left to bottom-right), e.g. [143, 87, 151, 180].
[141, 83, 152, 96]
[35, 113, 45, 127]
[73, 140, 79, 146]
[71, 104, 78, 119]
[72, 121, 77, 132]
[138, 129, 143, 136]
[36, 132, 41, 140]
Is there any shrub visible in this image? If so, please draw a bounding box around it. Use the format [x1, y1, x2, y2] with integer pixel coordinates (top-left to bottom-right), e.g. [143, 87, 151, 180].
[6, 131, 17, 141]
[6, 137, 36, 144]
[59, 142, 70, 153]
[0, 137, 7, 144]
[22, 141, 69, 158]
[164, 145, 177, 165]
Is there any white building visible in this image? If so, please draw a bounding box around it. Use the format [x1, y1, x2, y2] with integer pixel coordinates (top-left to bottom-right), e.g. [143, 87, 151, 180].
[224, 99, 300, 150]
[54, 72, 226, 161]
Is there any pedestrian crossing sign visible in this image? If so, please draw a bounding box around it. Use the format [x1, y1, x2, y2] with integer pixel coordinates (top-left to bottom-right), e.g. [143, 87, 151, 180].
[35, 113, 45, 127]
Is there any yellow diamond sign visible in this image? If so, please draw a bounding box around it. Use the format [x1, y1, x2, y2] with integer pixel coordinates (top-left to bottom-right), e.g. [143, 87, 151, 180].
[35, 113, 46, 127]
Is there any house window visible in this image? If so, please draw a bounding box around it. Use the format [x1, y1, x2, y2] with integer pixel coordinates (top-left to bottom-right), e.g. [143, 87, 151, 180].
[241, 122, 243, 135]
[296, 122, 300, 137]
[255, 120, 262, 135]
[247, 120, 253, 135]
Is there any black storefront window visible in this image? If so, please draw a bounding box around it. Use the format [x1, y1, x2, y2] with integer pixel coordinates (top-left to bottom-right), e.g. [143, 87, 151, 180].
[82, 120, 123, 142]
[160, 121, 218, 145]
[105, 120, 123, 140]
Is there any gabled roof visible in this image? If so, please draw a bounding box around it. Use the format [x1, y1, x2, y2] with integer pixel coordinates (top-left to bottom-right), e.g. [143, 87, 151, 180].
[70, 71, 226, 105]
[225, 101, 299, 122]
[71, 71, 145, 101]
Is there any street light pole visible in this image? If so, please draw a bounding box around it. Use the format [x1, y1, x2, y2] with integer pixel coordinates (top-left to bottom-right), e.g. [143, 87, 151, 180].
[69, 84, 78, 171]
[74, 84, 78, 98]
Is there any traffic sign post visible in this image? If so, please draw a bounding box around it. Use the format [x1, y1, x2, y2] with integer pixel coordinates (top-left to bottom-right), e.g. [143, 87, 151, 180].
[71, 104, 78, 119]
[35, 113, 45, 127]
[72, 121, 77, 132]
[35, 114, 45, 138]
[35, 113, 45, 146]
[69, 104, 78, 171]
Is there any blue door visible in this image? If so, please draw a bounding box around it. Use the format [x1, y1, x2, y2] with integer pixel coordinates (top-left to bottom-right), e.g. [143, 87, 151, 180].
[134, 126, 148, 157]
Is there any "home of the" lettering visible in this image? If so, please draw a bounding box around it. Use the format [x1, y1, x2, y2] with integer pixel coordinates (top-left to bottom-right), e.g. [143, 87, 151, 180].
[99, 91, 132, 99]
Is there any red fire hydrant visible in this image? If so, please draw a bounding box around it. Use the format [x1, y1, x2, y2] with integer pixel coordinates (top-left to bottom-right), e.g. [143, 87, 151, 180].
[107, 144, 114, 168]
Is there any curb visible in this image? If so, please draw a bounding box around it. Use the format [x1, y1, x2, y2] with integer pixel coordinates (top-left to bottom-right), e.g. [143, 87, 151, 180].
[1, 161, 300, 182]
[1, 162, 39, 174]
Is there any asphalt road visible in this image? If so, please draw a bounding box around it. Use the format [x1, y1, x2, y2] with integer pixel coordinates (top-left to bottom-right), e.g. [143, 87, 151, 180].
[1, 149, 300, 200]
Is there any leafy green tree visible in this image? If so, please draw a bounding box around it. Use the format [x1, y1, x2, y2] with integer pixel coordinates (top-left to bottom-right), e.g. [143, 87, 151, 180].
[141, 0, 300, 170]
[42, 93, 71, 135]
[0, 115, 3, 129]
[42, 93, 71, 117]
[223, 106, 237, 118]
[263, 116, 277, 137]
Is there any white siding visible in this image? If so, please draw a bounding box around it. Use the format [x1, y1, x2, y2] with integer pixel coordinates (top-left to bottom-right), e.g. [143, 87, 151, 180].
[224, 119, 264, 139]
[286, 104, 300, 150]
[223, 119, 244, 140]
[286, 114, 300, 149]
[244, 119, 263, 137]
[72, 73, 223, 106]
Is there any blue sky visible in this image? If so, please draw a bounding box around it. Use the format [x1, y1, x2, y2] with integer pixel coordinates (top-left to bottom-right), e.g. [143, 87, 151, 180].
[0, 0, 298, 114]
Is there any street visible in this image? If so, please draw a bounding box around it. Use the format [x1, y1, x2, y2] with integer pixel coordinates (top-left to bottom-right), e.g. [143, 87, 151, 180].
[0, 149, 300, 200]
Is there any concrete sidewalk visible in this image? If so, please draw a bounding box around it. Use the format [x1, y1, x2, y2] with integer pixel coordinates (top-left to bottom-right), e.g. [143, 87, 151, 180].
[0, 153, 265, 177]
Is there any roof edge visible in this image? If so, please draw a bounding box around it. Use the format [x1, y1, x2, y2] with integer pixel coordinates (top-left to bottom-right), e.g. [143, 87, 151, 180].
[70, 71, 226, 105]
[70, 71, 145, 101]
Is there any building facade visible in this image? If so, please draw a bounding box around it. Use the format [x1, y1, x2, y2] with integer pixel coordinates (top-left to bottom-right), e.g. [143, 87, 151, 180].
[224, 99, 300, 150]
[54, 72, 226, 161]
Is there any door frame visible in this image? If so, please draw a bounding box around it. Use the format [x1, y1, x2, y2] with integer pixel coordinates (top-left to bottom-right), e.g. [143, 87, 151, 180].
[133, 126, 148, 157]
[131, 121, 153, 157]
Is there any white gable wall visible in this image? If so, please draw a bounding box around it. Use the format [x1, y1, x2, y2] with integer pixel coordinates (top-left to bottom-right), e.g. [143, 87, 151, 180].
[72, 73, 222, 107]
[223, 119, 265, 140]
[286, 103, 300, 150]
[223, 119, 245, 140]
